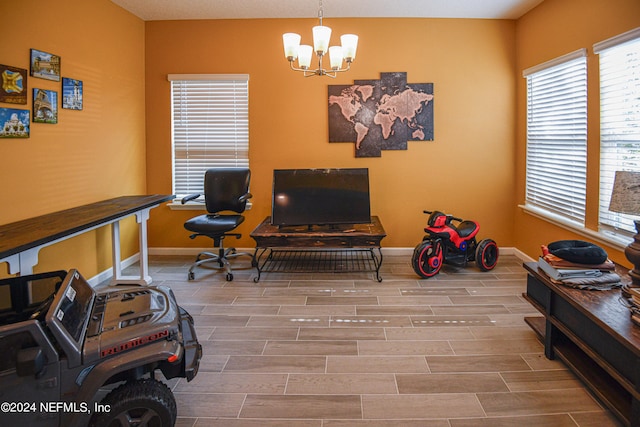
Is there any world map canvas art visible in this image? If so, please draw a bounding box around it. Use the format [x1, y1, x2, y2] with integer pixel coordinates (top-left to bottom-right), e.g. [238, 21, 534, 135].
[328, 72, 434, 157]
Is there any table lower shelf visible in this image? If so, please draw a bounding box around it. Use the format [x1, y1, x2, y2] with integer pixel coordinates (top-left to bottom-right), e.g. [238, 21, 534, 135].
[525, 315, 633, 426]
[252, 248, 383, 282]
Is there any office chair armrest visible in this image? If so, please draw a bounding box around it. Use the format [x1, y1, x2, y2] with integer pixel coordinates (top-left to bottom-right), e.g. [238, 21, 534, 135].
[181, 193, 202, 204]
[239, 192, 253, 203]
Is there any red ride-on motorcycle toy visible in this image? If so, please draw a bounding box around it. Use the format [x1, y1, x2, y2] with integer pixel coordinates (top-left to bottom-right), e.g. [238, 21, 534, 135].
[412, 210, 499, 278]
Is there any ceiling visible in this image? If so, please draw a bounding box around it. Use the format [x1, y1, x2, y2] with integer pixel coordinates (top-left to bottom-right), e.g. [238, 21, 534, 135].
[109, 0, 545, 21]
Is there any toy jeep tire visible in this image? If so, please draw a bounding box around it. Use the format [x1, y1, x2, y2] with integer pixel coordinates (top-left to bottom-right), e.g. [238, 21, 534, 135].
[89, 379, 176, 427]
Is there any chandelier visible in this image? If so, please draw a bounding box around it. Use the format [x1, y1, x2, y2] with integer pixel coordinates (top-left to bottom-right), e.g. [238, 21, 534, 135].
[282, 0, 358, 78]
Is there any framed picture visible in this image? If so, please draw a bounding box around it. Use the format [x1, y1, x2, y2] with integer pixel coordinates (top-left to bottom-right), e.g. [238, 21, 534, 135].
[30, 49, 61, 82]
[62, 77, 83, 110]
[0, 108, 30, 138]
[33, 88, 58, 124]
[0, 65, 28, 104]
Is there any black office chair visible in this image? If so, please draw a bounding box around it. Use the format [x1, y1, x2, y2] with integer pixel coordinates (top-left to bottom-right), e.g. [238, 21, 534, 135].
[182, 168, 252, 281]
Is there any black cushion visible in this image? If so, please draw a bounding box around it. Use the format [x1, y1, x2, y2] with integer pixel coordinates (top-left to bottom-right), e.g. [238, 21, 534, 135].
[184, 214, 245, 235]
[547, 240, 608, 265]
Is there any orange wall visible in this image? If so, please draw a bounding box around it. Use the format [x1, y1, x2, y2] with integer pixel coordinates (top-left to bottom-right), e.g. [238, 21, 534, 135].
[5, 0, 635, 281]
[0, 0, 146, 276]
[514, 0, 640, 265]
[145, 18, 517, 250]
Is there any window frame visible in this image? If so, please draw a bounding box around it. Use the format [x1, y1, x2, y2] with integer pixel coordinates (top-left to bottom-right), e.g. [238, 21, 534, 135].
[595, 28, 640, 244]
[522, 49, 588, 226]
[168, 74, 250, 207]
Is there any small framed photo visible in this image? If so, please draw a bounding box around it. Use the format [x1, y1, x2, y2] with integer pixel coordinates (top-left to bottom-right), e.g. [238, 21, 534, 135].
[33, 88, 58, 124]
[62, 77, 83, 110]
[30, 48, 61, 82]
[0, 108, 30, 138]
[0, 65, 28, 104]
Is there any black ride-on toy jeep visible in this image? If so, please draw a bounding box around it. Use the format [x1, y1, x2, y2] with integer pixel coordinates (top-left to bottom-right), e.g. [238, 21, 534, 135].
[412, 210, 499, 278]
[0, 269, 202, 427]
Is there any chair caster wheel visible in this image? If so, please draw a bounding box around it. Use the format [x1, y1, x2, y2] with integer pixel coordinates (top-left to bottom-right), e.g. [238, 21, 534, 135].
[226, 273, 233, 281]
[188, 272, 195, 280]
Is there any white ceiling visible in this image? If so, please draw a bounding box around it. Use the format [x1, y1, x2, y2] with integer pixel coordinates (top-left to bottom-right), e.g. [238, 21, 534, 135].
[109, 0, 545, 21]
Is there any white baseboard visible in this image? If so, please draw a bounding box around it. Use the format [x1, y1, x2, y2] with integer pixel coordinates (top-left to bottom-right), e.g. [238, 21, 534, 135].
[507, 247, 535, 262]
[87, 253, 140, 287]
[148, 247, 418, 257]
[381, 246, 533, 260]
[149, 247, 220, 256]
[148, 246, 533, 260]
[89, 246, 531, 285]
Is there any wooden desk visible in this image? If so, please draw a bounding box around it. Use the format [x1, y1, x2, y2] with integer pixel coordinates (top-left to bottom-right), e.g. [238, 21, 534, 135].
[523, 262, 640, 427]
[250, 216, 386, 282]
[0, 195, 173, 285]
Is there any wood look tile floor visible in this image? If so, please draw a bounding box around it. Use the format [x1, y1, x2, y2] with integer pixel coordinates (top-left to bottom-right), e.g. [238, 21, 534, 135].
[133, 254, 622, 426]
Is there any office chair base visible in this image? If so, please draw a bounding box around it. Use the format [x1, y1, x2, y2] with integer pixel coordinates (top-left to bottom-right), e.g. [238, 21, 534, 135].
[188, 248, 253, 281]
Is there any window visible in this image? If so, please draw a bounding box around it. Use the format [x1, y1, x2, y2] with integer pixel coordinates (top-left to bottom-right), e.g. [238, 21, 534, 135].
[595, 28, 640, 240]
[523, 49, 588, 225]
[169, 74, 249, 199]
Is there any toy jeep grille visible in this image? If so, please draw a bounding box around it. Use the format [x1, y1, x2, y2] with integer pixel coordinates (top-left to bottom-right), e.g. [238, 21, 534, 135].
[120, 314, 153, 328]
[121, 290, 152, 300]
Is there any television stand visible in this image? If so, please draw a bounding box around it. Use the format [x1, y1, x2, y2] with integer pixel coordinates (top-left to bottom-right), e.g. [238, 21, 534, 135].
[250, 216, 386, 282]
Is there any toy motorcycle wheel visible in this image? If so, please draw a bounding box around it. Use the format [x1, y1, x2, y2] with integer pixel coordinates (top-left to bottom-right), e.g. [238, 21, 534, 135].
[476, 239, 499, 271]
[412, 240, 443, 278]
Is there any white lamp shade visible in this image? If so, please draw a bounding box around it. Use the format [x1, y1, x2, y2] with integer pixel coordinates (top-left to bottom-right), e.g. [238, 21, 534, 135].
[312, 25, 332, 54]
[283, 33, 301, 59]
[341, 34, 358, 61]
[329, 46, 343, 69]
[609, 171, 640, 215]
[297, 45, 313, 69]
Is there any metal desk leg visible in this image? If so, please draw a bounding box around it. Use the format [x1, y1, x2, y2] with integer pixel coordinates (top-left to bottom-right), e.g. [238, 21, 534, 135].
[1, 254, 21, 275]
[110, 208, 152, 285]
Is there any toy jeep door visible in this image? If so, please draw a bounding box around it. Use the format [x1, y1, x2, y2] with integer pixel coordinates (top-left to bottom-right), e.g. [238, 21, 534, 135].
[0, 321, 61, 426]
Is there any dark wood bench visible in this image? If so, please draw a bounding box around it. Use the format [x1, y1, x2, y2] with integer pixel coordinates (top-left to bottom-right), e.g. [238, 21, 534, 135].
[523, 261, 640, 426]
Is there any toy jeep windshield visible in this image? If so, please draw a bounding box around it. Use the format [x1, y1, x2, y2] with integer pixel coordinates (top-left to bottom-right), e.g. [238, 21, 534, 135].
[0, 269, 202, 427]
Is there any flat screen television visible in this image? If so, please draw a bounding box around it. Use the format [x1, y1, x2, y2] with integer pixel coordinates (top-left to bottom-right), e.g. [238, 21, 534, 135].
[271, 168, 371, 227]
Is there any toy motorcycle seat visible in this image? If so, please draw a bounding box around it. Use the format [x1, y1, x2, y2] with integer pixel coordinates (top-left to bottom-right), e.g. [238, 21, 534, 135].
[454, 221, 478, 238]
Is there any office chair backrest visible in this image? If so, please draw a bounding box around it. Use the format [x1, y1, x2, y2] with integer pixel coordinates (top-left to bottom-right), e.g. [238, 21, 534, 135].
[204, 168, 251, 214]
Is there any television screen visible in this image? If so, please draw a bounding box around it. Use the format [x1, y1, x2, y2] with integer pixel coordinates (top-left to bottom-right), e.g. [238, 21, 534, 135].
[271, 168, 371, 227]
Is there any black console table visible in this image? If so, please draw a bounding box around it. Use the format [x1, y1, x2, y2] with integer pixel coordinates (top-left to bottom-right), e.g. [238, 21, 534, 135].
[523, 262, 639, 427]
[250, 216, 386, 282]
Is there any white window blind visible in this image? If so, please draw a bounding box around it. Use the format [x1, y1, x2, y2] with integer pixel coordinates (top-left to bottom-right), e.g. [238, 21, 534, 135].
[596, 28, 640, 238]
[169, 74, 249, 198]
[523, 49, 588, 225]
